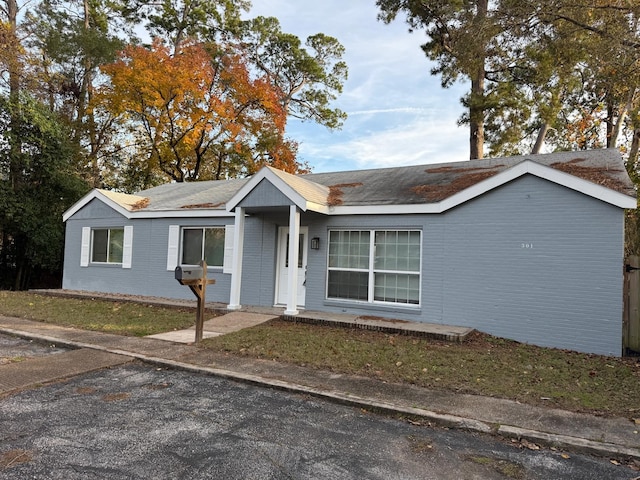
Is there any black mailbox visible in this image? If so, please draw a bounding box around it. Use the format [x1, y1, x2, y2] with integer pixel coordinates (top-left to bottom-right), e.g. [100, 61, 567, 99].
[175, 266, 203, 283]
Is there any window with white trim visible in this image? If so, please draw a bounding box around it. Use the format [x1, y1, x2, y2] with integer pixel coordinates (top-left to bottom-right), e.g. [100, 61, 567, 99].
[91, 228, 124, 264]
[327, 230, 421, 305]
[181, 227, 225, 267]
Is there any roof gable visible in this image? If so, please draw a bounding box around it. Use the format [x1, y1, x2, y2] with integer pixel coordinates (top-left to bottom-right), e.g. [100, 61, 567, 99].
[226, 166, 330, 213]
[62, 189, 148, 222]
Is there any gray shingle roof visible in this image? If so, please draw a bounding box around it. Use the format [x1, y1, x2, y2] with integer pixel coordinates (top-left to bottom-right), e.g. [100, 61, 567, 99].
[110, 148, 634, 212]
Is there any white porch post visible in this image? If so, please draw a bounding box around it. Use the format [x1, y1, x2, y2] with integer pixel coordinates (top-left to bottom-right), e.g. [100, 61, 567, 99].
[285, 205, 300, 315]
[227, 207, 245, 310]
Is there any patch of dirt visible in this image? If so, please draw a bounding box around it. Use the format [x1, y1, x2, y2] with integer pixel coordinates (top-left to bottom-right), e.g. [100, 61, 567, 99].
[412, 169, 502, 202]
[0, 449, 34, 470]
[131, 197, 150, 210]
[76, 387, 97, 395]
[550, 158, 628, 193]
[407, 435, 434, 454]
[102, 392, 131, 402]
[466, 455, 526, 479]
[328, 183, 363, 206]
[180, 202, 224, 209]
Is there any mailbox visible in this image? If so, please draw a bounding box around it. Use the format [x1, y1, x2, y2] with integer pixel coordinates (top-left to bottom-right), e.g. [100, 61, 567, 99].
[175, 265, 203, 283]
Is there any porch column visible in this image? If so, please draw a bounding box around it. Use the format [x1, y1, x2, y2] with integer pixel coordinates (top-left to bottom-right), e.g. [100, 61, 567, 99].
[227, 207, 245, 310]
[285, 204, 300, 315]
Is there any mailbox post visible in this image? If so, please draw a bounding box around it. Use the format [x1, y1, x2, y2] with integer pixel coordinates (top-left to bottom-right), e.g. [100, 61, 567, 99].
[175, 260, 215, 343]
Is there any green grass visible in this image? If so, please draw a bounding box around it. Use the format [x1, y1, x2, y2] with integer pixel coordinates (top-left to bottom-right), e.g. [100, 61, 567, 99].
[200, 319, 640, 417]
[2, 292, 640, 416]
[0, 291, 197, 336]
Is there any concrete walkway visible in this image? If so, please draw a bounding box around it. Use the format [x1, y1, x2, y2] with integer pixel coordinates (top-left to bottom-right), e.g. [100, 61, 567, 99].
[146, 311, 278, 343]
[1, 313, 639, 462]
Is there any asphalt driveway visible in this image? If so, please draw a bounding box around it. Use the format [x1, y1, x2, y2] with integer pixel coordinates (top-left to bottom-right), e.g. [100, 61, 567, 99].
[0, 358, 636, 479]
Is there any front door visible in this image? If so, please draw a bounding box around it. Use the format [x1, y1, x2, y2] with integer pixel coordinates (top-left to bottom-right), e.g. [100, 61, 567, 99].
[276, 226, 308, 307]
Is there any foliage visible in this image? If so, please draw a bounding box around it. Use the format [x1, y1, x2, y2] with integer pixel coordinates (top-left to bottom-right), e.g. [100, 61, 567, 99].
[0, 94, 89, 289]
[238, 16, 348, 130]
[19, 1, 128, 189]
[119, 0, 250, 50]
[95, 39, 299, 187]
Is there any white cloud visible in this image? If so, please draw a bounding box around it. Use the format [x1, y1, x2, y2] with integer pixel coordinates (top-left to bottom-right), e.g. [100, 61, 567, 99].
[297, 117, 469, 172]
[247, 0, 471, 172]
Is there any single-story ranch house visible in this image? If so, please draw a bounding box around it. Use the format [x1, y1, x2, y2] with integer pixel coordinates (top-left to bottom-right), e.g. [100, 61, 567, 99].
[62, 149, 636, 356]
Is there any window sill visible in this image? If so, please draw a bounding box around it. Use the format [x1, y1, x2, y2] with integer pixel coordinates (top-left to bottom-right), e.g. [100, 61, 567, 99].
[88, 262, 123, 268]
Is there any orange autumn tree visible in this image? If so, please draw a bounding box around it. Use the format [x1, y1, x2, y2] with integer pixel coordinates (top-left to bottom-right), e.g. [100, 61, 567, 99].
[95, 38, 300, 187]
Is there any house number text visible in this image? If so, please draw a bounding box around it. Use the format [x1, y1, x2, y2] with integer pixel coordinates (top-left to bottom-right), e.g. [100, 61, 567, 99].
[521, 243, 533, 249]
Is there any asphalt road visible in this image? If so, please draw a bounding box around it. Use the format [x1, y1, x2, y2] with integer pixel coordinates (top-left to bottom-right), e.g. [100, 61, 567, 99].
[0, 339, 638, 479]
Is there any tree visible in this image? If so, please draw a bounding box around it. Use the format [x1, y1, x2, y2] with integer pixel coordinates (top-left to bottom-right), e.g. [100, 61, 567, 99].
[23, 0, 127, 187]
[238, 16, 348, 130]
[377, 0, 640, 162]
[120, 0, 250, 51]
[95, 39, 299, 188]
[0, 94, 89, 289]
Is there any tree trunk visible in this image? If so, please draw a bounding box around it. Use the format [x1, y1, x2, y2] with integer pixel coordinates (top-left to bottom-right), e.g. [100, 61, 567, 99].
[609, 91, 635, 149]
[629, 128, 640, 172]
[532, 122, 549, 154]
[469, 72, 485, 160]
[469, 0, 487, 160]
[6, 0, 20, 189]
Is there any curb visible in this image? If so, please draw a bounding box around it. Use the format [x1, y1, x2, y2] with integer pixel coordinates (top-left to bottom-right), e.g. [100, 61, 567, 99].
[2, 326, 640, 461]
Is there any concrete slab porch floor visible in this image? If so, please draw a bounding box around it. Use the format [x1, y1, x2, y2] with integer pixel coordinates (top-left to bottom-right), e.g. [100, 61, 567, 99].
[33, 289, 474, 343]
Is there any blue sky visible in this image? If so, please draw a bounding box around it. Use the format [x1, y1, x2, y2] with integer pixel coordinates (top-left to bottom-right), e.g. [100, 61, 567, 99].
[247, 0, 471, 173]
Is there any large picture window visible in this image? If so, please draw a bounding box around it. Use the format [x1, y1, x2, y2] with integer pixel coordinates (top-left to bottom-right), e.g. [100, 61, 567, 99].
[91, 228, 124, 264]
[181, 227, 225, 267]
[327, 229, 421, 305]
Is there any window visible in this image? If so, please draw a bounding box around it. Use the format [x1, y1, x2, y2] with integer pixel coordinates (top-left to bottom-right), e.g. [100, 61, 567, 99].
[181, 227, 225, 267]
[91, 228, 124, 264]
[327, 230, 421, 305]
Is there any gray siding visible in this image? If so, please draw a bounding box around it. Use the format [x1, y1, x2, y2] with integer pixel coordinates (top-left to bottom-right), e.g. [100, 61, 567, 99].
[238, 212, 288, 306]
[238, 179, 293, 208]
[63, 207, 235, 302]
[302, 176, 624, 356]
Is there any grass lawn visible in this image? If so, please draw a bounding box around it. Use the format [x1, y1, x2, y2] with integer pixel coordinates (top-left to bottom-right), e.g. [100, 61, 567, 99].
[0, 291, 197, 336]
[200, 319, 640, 418]
[1, 291, 639, 417]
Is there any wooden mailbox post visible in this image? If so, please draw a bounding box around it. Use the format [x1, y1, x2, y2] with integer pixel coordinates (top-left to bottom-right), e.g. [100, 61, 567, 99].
[175, 260, 215, 343]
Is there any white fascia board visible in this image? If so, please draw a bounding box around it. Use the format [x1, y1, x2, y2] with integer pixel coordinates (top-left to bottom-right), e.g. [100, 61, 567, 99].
[129, 209, 236, 219]
[305, 202, 330, 215]
[62, 190, 133, 222]
[328, 204, 441, 215]
[226, 167, 308, 212]
[522, 161, 637, 209]
[327, 160, 636, 215]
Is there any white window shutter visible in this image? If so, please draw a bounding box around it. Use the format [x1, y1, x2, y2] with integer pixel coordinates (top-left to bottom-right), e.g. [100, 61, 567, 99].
[122, 225, 133, 269]
[80, 227, 91, 267]
[223, 225, 235, 274]
[167, 225, 180, 271]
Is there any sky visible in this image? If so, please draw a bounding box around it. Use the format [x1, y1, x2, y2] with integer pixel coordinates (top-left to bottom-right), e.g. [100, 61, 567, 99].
[247, 0, 471, 173]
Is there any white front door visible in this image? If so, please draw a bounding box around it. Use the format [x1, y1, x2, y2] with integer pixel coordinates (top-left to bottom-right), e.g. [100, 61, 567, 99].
[276, 226, 308, 307]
